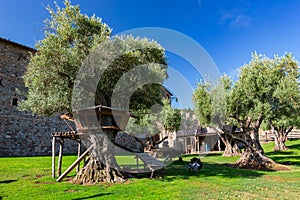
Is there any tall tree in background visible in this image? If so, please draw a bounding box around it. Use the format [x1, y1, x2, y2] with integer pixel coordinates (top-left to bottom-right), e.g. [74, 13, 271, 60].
[19, 1, 168, 184]
[261, 54, 300, 151]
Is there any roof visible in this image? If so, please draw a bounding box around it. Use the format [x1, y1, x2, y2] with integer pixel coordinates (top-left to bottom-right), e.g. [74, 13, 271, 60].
[162, 86, 173, 96]
[0, 37, 36, 52]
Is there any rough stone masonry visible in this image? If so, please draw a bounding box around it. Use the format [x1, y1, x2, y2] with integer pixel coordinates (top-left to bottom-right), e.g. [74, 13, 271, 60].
[0, 38, 78, 156]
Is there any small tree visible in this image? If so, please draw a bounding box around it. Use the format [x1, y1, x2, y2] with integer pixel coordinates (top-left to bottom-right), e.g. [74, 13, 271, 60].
[161, 99, 181, 135]
[263, 53, 300, 151]
[125, 99, 181, 151]
[193, 75, 241, 156]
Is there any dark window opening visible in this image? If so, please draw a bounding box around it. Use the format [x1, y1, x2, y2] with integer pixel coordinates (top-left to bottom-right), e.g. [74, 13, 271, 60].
[12, 97, 18, 106]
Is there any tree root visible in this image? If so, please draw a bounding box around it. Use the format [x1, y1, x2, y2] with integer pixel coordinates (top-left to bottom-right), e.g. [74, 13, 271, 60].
[72, 159, 126, 184]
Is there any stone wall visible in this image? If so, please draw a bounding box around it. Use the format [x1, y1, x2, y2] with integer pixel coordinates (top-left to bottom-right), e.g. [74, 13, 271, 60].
[0, 38, 78, 156]
[115, 132, 144, 152]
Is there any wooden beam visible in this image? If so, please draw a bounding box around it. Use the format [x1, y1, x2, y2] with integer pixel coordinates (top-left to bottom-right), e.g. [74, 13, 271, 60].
[136, 155, 139, 170]
[76, 141, 81, 173]
[57, 139, 64, 176]
[52, 136, 56, 178]
[56, 145, 93, 182]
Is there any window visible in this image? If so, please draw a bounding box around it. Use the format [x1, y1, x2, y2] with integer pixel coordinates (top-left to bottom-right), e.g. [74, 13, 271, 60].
[12, 97, 18, 106]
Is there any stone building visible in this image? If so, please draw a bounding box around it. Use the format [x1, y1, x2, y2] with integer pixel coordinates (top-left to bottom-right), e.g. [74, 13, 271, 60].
[0, 37, 78, 156]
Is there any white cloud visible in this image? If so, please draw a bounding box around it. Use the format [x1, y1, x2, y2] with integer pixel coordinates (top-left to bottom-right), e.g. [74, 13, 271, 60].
[219, 4, 252, 29]
[230, 14, 251, 28]
[220, 11, 233, 22]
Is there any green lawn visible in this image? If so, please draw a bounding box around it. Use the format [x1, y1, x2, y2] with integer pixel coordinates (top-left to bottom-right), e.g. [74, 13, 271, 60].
[1, 140, 300, 200]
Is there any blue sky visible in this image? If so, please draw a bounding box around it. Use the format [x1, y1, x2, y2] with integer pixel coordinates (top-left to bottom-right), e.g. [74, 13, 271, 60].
[1, 0, 300, 108]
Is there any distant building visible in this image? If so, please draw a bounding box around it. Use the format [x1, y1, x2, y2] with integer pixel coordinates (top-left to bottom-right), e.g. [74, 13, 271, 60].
[161, 87, 173, 104]
[158, 109, 224, 154]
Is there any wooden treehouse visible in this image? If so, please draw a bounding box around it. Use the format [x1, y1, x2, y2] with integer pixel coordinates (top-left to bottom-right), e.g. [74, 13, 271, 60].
[53, 105, 166, 181]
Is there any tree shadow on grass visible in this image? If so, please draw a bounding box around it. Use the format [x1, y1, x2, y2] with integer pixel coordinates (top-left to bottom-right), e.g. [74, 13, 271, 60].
[279, 159, 300, 166]
[266, 149, 300, 166]
[72, 193, 112, 200]
[0, 180, 17, 184]
[161, 160, 264, 182]
[266, 151, 294, 156]
[268, 155, 300, 166]
[286, 142, 300, 149]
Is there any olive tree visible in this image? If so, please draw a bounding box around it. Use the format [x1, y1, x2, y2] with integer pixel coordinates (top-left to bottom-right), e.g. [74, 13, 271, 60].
[194, 52, 299, 168]
[19, 1, 168, 184]
[19, 1, 111, 115]
[193, 75, 241, 156]
[262, 53, 300, 151]
[229, 53, 299, 168]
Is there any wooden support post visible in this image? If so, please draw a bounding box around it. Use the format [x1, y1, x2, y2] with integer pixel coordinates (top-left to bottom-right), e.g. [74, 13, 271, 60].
[136, 155, 139, 171]
[184, 137, 186, 153]
[57, 139, 64, 176]
[56, 145, 93, 182]
[76, 141, 81, 173]
[196, 136, 198, 152]
[52, 136, 56, 178]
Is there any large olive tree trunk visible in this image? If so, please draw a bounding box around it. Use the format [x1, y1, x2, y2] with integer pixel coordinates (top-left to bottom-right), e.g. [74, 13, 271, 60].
[231, 116, 278, 170]
[234, 132, 276, 169]
[73, 131, 126, 184]
[234, 145, 276, 169]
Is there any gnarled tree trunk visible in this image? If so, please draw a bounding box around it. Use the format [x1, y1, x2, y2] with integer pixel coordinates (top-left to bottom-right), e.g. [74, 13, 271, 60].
[234, 130, 274, 169]
[273, 132, 288, 151]
[234, 130, 276, 170]
[223, 141, 241, 157]
[252, 128, 264, 154]
[236, 115, 272, 169]
[235, 129, 275, 169]
[230, 115, 279, 170]
[234, 145, 276, 169]
[219, 133, 241, 157]
[272, 126, 292, 151]
[73, 131, 126, 184]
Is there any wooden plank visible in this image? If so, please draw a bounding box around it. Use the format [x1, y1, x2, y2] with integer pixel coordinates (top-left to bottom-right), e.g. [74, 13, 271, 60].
[102, 126, 121, 131]
[52, 136, 56, 178]
[136, 153, 165, 168]
[57, 140, 63, 176]
[136, 153, 165, 179]
[76, 141, 81, 173]
[56, 145, 93, 182]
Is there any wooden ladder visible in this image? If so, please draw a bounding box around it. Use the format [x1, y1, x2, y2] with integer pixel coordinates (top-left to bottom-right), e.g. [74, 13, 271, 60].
[136, 153, 165, 178]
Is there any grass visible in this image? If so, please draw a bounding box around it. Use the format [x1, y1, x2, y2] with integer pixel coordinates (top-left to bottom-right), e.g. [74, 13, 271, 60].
[0, 140, 300, 200]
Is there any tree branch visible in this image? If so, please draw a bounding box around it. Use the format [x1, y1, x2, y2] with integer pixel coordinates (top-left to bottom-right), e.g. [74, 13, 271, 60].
[255, 113, 264, 128]
[154, 136, 168, 145]
[221, 129, 256, 151]
[284, 126, 293, 141]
